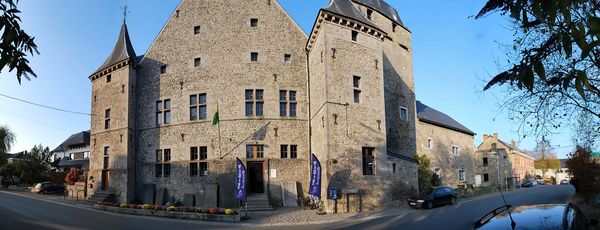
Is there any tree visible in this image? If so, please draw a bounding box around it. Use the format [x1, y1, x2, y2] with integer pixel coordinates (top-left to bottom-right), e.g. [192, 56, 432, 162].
[566, 146, 600, 197]
[417, 154, 442, 194]
[28, 144, 51, 168]
[0, 163, 16, 186]
[532, 139, 560, 176]
[0, 125, 15, 154]
[475, 0, 600, 139]
[572, 107, 599, 151]
[0, 0, 39, 84]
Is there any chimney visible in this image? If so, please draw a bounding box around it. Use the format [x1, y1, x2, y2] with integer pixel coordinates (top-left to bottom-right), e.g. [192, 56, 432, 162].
[511, 139, 516, 148]
[493, 133, 498, 140]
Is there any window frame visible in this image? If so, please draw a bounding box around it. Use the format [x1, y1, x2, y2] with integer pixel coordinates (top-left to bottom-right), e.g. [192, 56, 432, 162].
[458, 169, 466, 182]
[160, 65, 167, 75]
[250, 18, 258, 27]
[352, 30, 358, 42]
[106, 74, 111, 83]
[250, 52, 259, 62]
[190, 93, 207, 121]
[194, 57, 202, 68]
[155, 149, 171, 178]
[104, 109, 111, 129]
[399, 106, 408, 121]
[246, 144, 264, 159]
[193, 25, 201, 34]
[156, 99, 171, 125]
[362, 147, 375, 175]
[190, 146, 208, 177]
[245, 89, 264, 117]
[279, 90, 297, 117]
[284, 54, 292, 64]
[452, 145, 460, 156]
[353, 76, 361, 103]
[483, 157, 489, 167]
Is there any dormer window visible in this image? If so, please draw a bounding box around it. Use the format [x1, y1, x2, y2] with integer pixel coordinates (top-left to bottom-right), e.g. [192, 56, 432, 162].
[367, 9, 373, 20]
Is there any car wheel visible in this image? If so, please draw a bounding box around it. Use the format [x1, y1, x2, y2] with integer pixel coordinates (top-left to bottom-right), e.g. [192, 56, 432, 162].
[450, 197, 457, 205]
[426, 202, 433, 209]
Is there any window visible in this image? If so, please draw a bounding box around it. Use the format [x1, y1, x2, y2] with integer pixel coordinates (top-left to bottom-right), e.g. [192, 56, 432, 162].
[366, 9, 373, 20]
[284, 54, 292, 64]
[392, 24, 397, 32]
[483, 173, 489, 182]
[106, 74, 111, 83]
[246, 144, 264, 159]
[362, 147, 375, 175]
[250, 18, 258, 27]
[452, 146, 459, 155]
[280, 90, 297, 117]
[280, 145, 288, 158]
[156, 149, 171, 177]
[194, 57, 201, 67]
[353, 76, 361, 103]
[426, 138, 433, 149]
[103, 147, 110, 169]
[459, 169, 465, 182]
[392, 163, 396, 174]
[352, 31, 358, 42]
[290, 145, 297, 158]
[156, 99, 171, 125]
[104, 109, 111, 129]
[190, 94, 207, 120]
[194, 26, 201, 34]
[245, 89, 264, 117]
[250, 52, 259, 62]
[400, 107, 408, 121]
[190, 146, 208, 177]
[160, 65, 167, 74]
[84, 151, 89, 159]
[434, 167, 441, 176]
[483, 157, 489, 167]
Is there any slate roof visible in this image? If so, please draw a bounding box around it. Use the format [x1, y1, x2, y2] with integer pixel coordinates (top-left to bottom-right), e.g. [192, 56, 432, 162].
[93, 23, 137, 75]
[416, 101, 475, 136]
[52, 130, 90, 153]
[351, 0, 406, 28]
[323, 0, 381, 30]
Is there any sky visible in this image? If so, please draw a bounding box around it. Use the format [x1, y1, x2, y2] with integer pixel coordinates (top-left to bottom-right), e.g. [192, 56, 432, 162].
[0, 0, 575, 158]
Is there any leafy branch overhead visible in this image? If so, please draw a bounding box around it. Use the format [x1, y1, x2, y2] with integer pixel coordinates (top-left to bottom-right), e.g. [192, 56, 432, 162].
[476, 0, 600, 102]
[0, 0, 39, 84]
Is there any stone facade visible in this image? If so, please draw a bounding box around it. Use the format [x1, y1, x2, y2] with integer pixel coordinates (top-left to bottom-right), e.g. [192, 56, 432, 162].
[474, 133, 535, 188]
[416, 121, 475, 188]
[89, 0, 418, 211]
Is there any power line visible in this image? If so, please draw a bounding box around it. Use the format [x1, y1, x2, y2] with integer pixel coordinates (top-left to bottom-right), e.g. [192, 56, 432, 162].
[0, 93, 91, 116]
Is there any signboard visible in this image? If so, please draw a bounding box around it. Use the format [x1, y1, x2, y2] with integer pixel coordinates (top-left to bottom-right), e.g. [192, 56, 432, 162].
[309, 154, 322, 199]
[235, 158, 247, 201]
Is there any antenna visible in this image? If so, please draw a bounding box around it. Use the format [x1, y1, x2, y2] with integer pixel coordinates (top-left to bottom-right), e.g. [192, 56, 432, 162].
[497, 185, 517, 229]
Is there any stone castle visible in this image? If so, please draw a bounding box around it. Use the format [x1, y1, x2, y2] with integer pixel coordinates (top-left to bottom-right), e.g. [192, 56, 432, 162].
[88, 0, 418, 211]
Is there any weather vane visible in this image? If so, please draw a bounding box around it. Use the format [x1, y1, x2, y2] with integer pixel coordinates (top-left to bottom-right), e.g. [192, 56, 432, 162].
[121, 0, 130, 23]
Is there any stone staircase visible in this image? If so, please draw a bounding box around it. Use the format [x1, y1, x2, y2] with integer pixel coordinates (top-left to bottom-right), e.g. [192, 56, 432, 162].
[245, 193, 273, 211]
[86, 191, 112, 204]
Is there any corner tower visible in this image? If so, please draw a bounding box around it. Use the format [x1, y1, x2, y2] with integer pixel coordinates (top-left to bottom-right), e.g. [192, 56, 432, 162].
[88, 22, 138, 203]
[307, 0, 417, 212]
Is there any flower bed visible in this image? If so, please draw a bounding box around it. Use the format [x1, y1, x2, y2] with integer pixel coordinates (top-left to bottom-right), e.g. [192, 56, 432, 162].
[94, 202, 241, 222]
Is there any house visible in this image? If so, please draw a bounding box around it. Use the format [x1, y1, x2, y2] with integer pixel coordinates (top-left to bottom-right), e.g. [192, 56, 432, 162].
[51, 131, 90, 172]
[416, 101, 476, 189]
[88, 0, 418, 212]
[6, 150, 28, 164]
[535, 159, 571, 184]
[475, 133, 535, 188]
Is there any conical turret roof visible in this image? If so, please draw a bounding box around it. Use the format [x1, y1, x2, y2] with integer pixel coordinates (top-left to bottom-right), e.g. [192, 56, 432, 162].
[93, 23, 137, 75]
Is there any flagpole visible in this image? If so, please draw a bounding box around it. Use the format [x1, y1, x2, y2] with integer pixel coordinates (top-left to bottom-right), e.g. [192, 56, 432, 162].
[217, 101, 223, 159]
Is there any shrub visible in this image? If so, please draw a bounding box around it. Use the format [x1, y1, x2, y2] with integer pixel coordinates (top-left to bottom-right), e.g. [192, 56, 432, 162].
[208, 208, 219, 214]
[119, 203, 127, 208]
[64, 168, 85, 185]
[153, 205, 163, 211]
[166, 206, 177, 212]
[127, 204, 137, 209]
[141, 204, 152, 210]
[195, 208, 205, 213]
[225, 209, 234, 215]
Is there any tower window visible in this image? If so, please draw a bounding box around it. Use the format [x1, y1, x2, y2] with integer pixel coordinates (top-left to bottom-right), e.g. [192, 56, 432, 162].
[160, 65, 167, 74]
[353, 76, 361, 103]
[362, 147, 375, 175]
[194, 26, 201, 34]
[284, 54, 292, 64]
[104, 109, 111, 129]
[251, 52, 259, 62]
[250, 18, 258, 27]
[194, 57, 201, 67]
[400, 107, 408, 121]
[106, 74, 111, 83]
[156, 99, 171, 125]
[367, 9, 373, 20]
[352, 31, 358, 42]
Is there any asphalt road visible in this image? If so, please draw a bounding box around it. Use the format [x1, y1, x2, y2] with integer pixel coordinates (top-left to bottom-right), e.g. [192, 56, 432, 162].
[0, 185, 574, 230]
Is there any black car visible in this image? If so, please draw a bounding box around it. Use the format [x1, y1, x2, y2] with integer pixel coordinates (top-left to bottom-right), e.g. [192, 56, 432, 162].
[34, 182, 65, 194]
[474, 203, 599, 230]
[407, 187, 457, 209]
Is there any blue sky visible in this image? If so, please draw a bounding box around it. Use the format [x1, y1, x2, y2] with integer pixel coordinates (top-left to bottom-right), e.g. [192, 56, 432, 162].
[0, 0, 574, 158]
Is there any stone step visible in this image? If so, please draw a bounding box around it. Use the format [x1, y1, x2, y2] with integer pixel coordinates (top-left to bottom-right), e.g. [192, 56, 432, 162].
[245, 194, 272, 211]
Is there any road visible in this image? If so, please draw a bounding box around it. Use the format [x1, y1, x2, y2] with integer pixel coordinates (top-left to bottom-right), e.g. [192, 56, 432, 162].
[0, 185, 574, 230]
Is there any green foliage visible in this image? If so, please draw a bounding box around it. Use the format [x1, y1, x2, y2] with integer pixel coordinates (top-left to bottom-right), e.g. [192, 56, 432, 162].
[417, 154, 441, 193]
[535, 158, 561, 172]
[0, 125, 15, 155]
[0, 0, 39, 84]
[475, 0, 600, 138]
[0, 163, 16, 186]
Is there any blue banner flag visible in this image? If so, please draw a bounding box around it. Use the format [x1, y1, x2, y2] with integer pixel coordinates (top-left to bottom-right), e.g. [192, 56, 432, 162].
[309, 154, 322, 199]
[235, 158, 247, 201]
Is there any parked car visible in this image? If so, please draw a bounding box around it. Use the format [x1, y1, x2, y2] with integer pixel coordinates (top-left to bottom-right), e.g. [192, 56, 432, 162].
[407, 187, 457, 209]
[474, 203, 598, 229]
[521, 179, 538, 188]
[561, 179, 570, 185]
[536, 179, 545, 185]
[34, 182, 65, 194]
